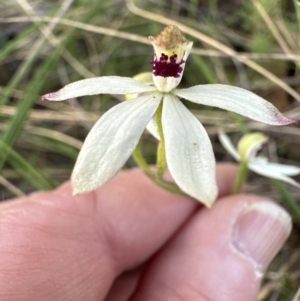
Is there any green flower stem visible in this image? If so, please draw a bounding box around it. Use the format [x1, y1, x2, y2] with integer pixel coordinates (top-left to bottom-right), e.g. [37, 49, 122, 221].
[156, 178, 187, 197]
[132, 141, 153, 178]
[132, 141, 186, 197]
[272, 179, 300, 226]
[233, 161, 249, 194]
[132, 97, 187, 197]
[155, 100, 167, 180]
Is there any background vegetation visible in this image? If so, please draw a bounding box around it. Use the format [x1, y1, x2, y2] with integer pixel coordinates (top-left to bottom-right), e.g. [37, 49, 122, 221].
[0, 0, 299, 299]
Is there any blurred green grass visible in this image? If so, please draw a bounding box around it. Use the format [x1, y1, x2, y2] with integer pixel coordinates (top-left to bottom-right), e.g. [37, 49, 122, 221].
[0, 0, 300, 299]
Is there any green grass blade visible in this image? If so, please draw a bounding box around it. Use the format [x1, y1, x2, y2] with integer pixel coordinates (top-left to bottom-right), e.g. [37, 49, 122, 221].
[0, 140, 55, 190]
[0, 47, 61, 172]
[272, 179, 300, 226]
[0, 24, 38, 62]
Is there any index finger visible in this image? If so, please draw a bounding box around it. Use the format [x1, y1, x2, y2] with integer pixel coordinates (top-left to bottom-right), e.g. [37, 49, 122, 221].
[0, 163, 237, 301]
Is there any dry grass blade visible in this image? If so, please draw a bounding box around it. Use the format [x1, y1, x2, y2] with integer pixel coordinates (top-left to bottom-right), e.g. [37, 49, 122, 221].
[2, 16, 300, 62]
[15, 0, 94, 78]
[292, 286, 300, 301]
[0, 175, 25, 197]
[27, 126, 83, 150]
[251, 0, 293, 56]
[0, 15, 149, 45]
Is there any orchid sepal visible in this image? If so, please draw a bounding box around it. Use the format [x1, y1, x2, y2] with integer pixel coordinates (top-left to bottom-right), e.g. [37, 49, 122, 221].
[175, 85, 295, 126]
[42, 76, 156, 101]
[163, 94, 217, 206]
[71, 92, 162, 194]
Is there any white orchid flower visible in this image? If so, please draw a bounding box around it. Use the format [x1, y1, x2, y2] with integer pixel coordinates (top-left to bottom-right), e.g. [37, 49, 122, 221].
[219, 130, 300, 188]
[42, 25, 294, 206]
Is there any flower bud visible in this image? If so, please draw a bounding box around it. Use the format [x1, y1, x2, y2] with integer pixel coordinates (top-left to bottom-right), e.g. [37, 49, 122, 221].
[237, 132, 268, 162]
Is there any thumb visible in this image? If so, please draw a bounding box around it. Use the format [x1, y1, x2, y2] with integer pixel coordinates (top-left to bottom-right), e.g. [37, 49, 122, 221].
[130, 194, 292, 301]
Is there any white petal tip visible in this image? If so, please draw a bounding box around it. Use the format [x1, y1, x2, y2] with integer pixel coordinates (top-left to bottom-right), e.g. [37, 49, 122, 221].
[72, 186, 83, 196]
[71, 178, 93, 196]
[72, 185, 93, 196]
[194, 191, 217, 208]
[276, 116, 297, 126]
[41, 92, 60, 101]
[203, 200, 214, 208]
[72, 190, 79, 196]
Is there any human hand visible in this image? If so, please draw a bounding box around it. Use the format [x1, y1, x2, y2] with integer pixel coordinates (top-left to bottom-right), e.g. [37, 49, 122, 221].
[0, 163, 291, 301]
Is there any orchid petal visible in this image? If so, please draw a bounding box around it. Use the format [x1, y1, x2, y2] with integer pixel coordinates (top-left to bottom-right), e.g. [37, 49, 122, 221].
[162, 94, 218, 206]
[218, 130, 240, 161]
[71, 92, 162, 194]
[42, 76, 156, 101]
[249, 162, 300, 189]
[146, 118, 160, 140]
[251, 159, 300, 176]
[175, 85, 294, 125]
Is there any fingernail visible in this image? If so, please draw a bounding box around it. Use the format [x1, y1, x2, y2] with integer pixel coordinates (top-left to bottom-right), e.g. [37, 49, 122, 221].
[232, 201, 292, 273]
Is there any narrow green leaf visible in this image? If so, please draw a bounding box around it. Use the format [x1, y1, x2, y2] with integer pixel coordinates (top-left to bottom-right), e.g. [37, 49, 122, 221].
[0, 140, 55, 190]
[0, 24, 38, 62]
[0, 48, 61, 172]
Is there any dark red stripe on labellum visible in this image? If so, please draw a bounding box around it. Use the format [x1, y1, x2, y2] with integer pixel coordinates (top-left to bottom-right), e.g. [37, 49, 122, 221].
[151, 53, 185, 78]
